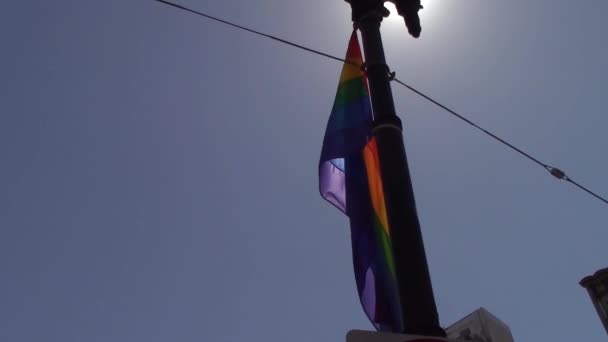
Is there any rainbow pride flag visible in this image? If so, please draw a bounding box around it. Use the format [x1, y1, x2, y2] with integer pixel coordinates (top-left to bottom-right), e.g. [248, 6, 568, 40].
[319, 31, 403, 332]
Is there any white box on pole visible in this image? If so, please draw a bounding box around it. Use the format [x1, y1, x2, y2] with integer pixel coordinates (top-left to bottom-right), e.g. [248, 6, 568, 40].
[347, 329, 448, 342]
[445, 307, 514, 342]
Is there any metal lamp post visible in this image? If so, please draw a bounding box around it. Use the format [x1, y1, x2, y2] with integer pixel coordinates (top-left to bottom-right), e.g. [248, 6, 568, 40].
[342, 0, 444, 337]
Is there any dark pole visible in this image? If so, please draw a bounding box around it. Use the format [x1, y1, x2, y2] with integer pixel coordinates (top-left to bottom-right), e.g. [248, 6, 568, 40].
[345, 0, 445, 337]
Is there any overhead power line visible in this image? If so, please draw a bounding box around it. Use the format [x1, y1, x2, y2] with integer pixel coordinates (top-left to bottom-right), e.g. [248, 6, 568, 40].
[391, 77, 608, 206]
[154, 0, 608, 207]
[154, 0, 347, 64]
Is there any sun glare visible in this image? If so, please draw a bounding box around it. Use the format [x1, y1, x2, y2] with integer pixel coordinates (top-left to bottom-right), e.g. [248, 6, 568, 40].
[382, 2, 403, 26]
[418, 0, 438, 23]
[383, 1, 438, 30]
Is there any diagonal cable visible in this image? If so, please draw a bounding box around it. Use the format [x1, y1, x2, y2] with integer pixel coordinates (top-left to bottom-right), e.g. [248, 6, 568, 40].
[154, 0, 348, 64]
[392, 77, 608, 205]
[154, 0, 608, 206]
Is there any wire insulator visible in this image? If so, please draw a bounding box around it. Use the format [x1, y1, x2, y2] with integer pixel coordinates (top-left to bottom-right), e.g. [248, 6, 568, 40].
[547, 166, 567, 180]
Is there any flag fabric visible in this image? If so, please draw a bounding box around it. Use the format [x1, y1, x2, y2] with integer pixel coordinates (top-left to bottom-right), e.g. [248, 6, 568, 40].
[319, 31, 403, 332]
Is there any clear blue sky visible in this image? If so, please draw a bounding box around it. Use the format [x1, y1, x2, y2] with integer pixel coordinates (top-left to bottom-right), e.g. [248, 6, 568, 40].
[2, 0, 607, 341]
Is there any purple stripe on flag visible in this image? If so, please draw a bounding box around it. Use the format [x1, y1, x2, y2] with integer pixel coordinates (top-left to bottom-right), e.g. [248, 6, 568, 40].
[319, 160, 347, 212]
[361, 267, 377, 323]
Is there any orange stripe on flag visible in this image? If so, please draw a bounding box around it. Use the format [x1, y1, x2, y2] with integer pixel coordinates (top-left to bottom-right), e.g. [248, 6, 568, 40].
[363, 138, 390, 236]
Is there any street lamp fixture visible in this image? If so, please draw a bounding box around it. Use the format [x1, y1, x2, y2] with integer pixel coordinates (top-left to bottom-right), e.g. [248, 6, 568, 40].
[344, 0, 423, 38]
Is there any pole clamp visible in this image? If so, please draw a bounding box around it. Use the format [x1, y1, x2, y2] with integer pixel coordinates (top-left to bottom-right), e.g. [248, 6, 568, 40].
[388, 70, 396, 81]
[348, 0, 389, 29]
[365, 61, 394, 78]
[372, 115, 403, 134]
